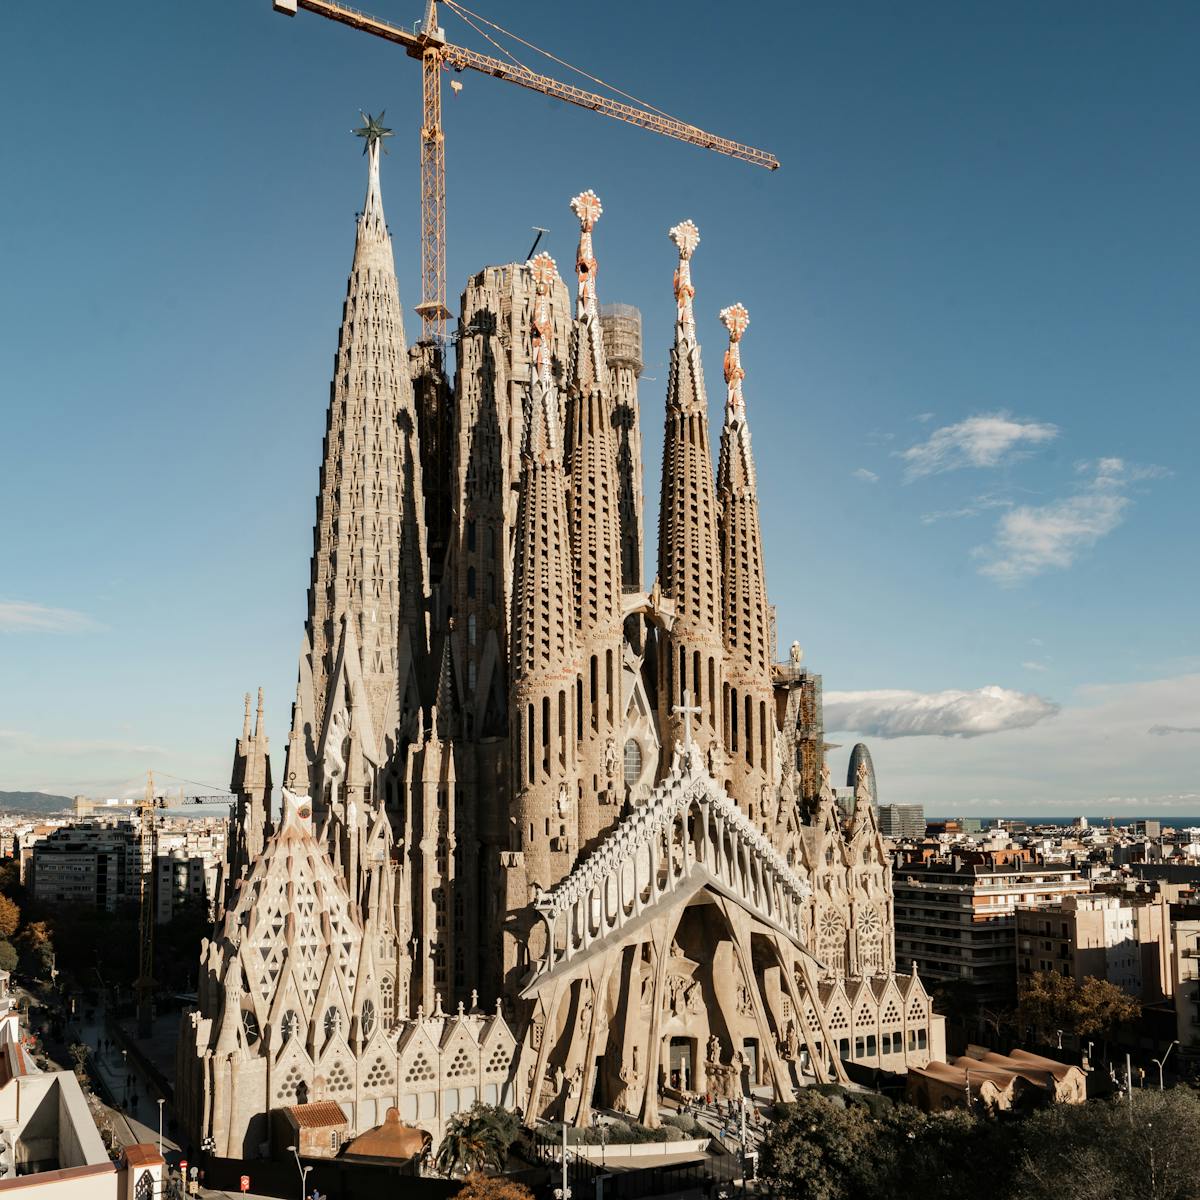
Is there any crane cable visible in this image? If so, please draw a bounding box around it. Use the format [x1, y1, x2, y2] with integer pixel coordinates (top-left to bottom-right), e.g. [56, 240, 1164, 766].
[442, 0, 686, 126]
[443, 1, 528, 72]
[150, 769, 232, 797]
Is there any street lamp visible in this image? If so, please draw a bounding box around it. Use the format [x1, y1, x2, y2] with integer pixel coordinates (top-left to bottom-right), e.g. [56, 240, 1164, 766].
[552, 1121, 571, 1200]
[157, 1098, 165, 1155]
[121, 1049, 128, 1105]
[1152, 1040, 1180, 1091]
[287, 1143, 312, 1200]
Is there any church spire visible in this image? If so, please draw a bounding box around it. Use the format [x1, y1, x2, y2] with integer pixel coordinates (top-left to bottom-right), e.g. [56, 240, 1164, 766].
[564, 191, 624, 850]
[227, 689, 272, 894]
[297, 118, 430, 834]
[657, 221, 724, 766]
[716, 303, 775, 832]
[509, 251, 581, 891]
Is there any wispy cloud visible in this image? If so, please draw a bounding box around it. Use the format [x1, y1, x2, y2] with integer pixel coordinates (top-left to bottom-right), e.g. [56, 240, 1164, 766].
[975, 457, 1161, 583]
[0, 601, 100, 634]
[915, 412, 936, 424]
[900, 412, 1058, 481]
[1148, 725, 1200, 737]
[852, 467, 879, 483]
[1021, 661, 1049, 672]
[824, 685, 1059, 739]
[0, 730, 166, 758]
[920, 492, 1013, 525]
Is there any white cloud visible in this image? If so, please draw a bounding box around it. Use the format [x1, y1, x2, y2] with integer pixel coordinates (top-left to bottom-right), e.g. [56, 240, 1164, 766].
[915, 412, 936, 423]
[0, 600, 99, 634]
[900, 412, 1058, 481]
[1148, 725, 1200, 737]
[975, 457, 1144, 583]
[852, 468, 879, 483]
[840, 674, 1199, 815]
[824, 685, 1059, 739]
[1021, 661, 1048, 672]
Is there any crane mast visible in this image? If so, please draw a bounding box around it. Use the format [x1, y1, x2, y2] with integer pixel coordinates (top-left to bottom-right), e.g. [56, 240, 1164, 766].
[135, 769, 159, 1036]
[273, 0, 778, 343]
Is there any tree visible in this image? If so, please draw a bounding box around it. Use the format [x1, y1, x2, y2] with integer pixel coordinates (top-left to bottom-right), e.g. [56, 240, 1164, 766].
[435, 1104, 518, 1178]
[1016, 971, 1139, 1044]
[1073, 976, 1140, 1039]
[16, 920, 55, 978]
[759, 1090, 1016, 1200]
[69, 1043, 90, 1078]
[454, 1173, 534, 1200]
[758, 1091, 883, 1200]
[0, 861, 21, 899]
[0, 895, 20, 939]
[0, 941, 16, 973]
[1011, 1089, 1200, 1200]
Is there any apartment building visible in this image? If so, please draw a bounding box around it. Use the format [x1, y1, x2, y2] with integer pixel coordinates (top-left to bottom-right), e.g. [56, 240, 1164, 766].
[1016, 892, 1173, 1002]
[894, 849, 1090, 1008]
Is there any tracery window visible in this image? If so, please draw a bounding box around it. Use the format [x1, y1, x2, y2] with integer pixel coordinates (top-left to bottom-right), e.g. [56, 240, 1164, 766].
[858, 906, 885, 976]
[817, 908, 847, 976]
[280, 1009, 300, 1044]
[623, 739, 643, 786]
[324, 1006, 342, 1041]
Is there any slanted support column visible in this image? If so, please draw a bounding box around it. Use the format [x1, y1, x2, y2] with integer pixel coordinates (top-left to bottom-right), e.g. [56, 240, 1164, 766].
[773, 936, 831, 1085]
[572, 953, 617, 1127]
[524, 979, 567, 1129]
[717, 898, 794, 1103]
[638, 912, 683, 1128]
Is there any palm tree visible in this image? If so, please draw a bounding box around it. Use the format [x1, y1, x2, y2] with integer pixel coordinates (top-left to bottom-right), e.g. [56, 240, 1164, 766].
[435, 1105, 511, 1177]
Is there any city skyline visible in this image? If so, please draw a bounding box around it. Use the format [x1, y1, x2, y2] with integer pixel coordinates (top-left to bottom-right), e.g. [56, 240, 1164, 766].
[2, 0, 1197, 814]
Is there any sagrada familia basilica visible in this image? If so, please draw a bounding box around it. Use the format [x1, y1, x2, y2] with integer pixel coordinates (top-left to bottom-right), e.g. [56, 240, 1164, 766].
[177, 127, 945, 1159]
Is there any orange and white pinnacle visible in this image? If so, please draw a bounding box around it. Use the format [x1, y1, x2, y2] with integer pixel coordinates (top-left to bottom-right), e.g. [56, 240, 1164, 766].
[529, 251, 557, 385]
[570, 190, 603, 321]
[719, 303, 749, 417]
[669, 220, 700, 343]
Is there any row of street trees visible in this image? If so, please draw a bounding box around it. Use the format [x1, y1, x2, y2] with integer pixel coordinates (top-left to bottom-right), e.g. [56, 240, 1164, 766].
[759, 1086, 1200, 1200]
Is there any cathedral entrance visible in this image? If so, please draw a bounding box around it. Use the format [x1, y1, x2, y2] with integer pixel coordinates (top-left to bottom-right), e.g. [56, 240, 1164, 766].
[742, 1038, 759, 1089]
[668, 1038, 695, 1093]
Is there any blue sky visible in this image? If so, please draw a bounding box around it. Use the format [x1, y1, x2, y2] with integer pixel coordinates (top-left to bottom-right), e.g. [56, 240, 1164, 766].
[1, 1, 1197, 814]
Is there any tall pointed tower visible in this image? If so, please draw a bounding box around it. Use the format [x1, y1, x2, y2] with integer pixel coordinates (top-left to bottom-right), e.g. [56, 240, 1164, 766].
[225, 688, 272, 897]
[563, 191, 625, 850]
[715, 304, 776, 834]
[292, 115, 430, 842]
[601, 305, 645, 591]
[656, 221, 725, 769]
[505, 253, 582, 977]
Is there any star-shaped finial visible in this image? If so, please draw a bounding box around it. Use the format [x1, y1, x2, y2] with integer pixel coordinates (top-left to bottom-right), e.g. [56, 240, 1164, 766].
[570, 190, 603, 232]
[530, 251, 557, 289]
[354, 110, 394, 155]
[669, 219, 700, 261]
[719, 303, 750, 343]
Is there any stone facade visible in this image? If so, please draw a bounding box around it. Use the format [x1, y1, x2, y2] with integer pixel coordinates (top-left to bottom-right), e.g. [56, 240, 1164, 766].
[179, 141, 944, 1158]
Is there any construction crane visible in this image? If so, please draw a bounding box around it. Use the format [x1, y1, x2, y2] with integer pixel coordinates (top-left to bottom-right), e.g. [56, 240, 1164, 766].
[273, 0, 779, 342]
[135, 770, 163, 1036]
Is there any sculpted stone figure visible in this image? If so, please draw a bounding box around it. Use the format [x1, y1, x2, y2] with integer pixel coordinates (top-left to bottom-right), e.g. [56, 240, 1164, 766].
[604, 738, 618, 779]
[707, 1034, 723, 1065]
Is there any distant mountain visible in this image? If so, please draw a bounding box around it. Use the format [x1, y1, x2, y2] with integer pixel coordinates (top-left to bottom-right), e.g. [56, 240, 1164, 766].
[0, 791, 74, 815]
